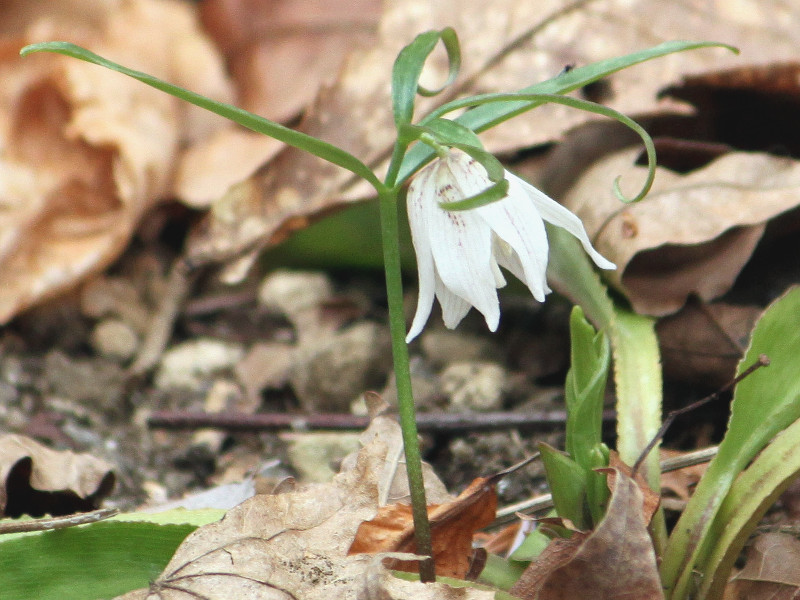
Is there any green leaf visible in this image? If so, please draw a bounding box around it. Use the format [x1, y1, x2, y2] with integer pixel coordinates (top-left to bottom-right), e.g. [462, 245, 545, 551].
[429, 92, 657, 203]
[20, 42, 382, 191]
[564, 306, 610, 464]
[0, 521, 195, 600]
[563, 306, 611, 525]
[661, 287, 800, 600]
[698, 415, 800, 600]
[424, 118, 484, 148]
[391, 28, 460, 126]
[479, 553, 529, 591]
[539, 442, 589, 530]
[509, 527, 550, 562]
[438, 176, 510, 211]
[545, 224, 615, 329]
[0, 509, 223, 600]
[609, 307, 662, 489]
[397, 40, 736, 184]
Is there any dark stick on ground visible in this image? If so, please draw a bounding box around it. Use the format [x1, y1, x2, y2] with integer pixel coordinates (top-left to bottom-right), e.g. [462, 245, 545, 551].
[148, 408, 617, 433]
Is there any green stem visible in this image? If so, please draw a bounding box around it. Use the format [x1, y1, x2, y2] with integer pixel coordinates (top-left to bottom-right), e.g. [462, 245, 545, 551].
[377, 186, 435, 582]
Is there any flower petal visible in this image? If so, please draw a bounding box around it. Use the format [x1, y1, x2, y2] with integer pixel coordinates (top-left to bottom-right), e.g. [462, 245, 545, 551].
[426, 153, 501, 330]
[405, 164, 439, 342]
[507, 172, 616, 270]
[475, 175, 550, 302]
[435, 275, 474, 329]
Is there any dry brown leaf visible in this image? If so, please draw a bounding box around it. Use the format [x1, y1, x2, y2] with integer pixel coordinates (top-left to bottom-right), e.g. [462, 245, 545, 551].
[510, 467, 663, 600]
[727, 533, 800, 599]
[565, 149, 800, 315]
[173, 0, 382, 209]
[0, 0, 233, 324]
[172, 128, 284, 208]
[348, 475, 498, 579]
[657, 300, 763, 387]
[605, 454, 661, 525]
[186, 0, 800, 273]
[199, 0, 382, 123]
[508, 534, 588, 599]
[0, 433, 115, 518]
[341, 412, 453, 506]
[659, 449, 708, 502]
[113, 413, 492, 600]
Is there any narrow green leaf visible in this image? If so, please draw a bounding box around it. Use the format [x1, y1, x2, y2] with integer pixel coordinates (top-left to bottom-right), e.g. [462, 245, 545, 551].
[424, 118, 484, 148]
[661, 287, 800, 600]
[698, 416, 800, 600]
[391, 28, 460, 126]
[416, 91, 658, 203]
[20, 42, 382, 191]
[585, 444, 610, 526]
[417, 28, 460, 97]
[564, 306, 611, 525]
[438, 177, 510, 211]
[397, 40, 736, 183]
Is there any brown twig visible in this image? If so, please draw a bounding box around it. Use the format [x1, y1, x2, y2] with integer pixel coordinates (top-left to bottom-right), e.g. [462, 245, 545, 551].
[148, 409, 617, 433]
[0, 508, 119, 535]
[631, 354, 770, 477]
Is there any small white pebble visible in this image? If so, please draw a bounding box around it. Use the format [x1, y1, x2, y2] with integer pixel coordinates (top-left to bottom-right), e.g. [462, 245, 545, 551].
[91, 319, 140, 361]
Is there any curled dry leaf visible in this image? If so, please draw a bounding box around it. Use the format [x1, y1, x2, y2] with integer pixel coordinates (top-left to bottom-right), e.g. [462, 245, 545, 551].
[565, 149, 800, 316]
[0, 433, 115, 518]
[510, 467, 662, 600]
[348, 475, 498, 579]
[728, 533, 800, 599]
[0, 0, 233, 324]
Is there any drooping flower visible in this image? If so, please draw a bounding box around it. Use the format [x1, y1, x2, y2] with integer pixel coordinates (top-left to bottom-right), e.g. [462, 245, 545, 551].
[405, 148, 615, 342]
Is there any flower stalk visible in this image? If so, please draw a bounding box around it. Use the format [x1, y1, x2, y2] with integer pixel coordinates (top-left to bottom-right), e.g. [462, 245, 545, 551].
[377, 186, 435, 582]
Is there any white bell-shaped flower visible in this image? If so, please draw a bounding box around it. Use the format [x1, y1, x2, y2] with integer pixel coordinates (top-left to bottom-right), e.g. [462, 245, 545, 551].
[405, 149, 615, 342]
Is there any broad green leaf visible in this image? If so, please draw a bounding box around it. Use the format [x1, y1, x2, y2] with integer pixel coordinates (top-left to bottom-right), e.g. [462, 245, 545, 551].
[0, 521, 195, 600]
[20, 42, 382, 191]
[0, 509, 223, 600]
[565, 306, 610, 465]
[610, 307, 662, 490]
[698, 415, 800, 600]
[539, 443, 588, 530]
[509, 527, 550, 562]
[661, 287, 800, 600]
[479, 553, 529, 591]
